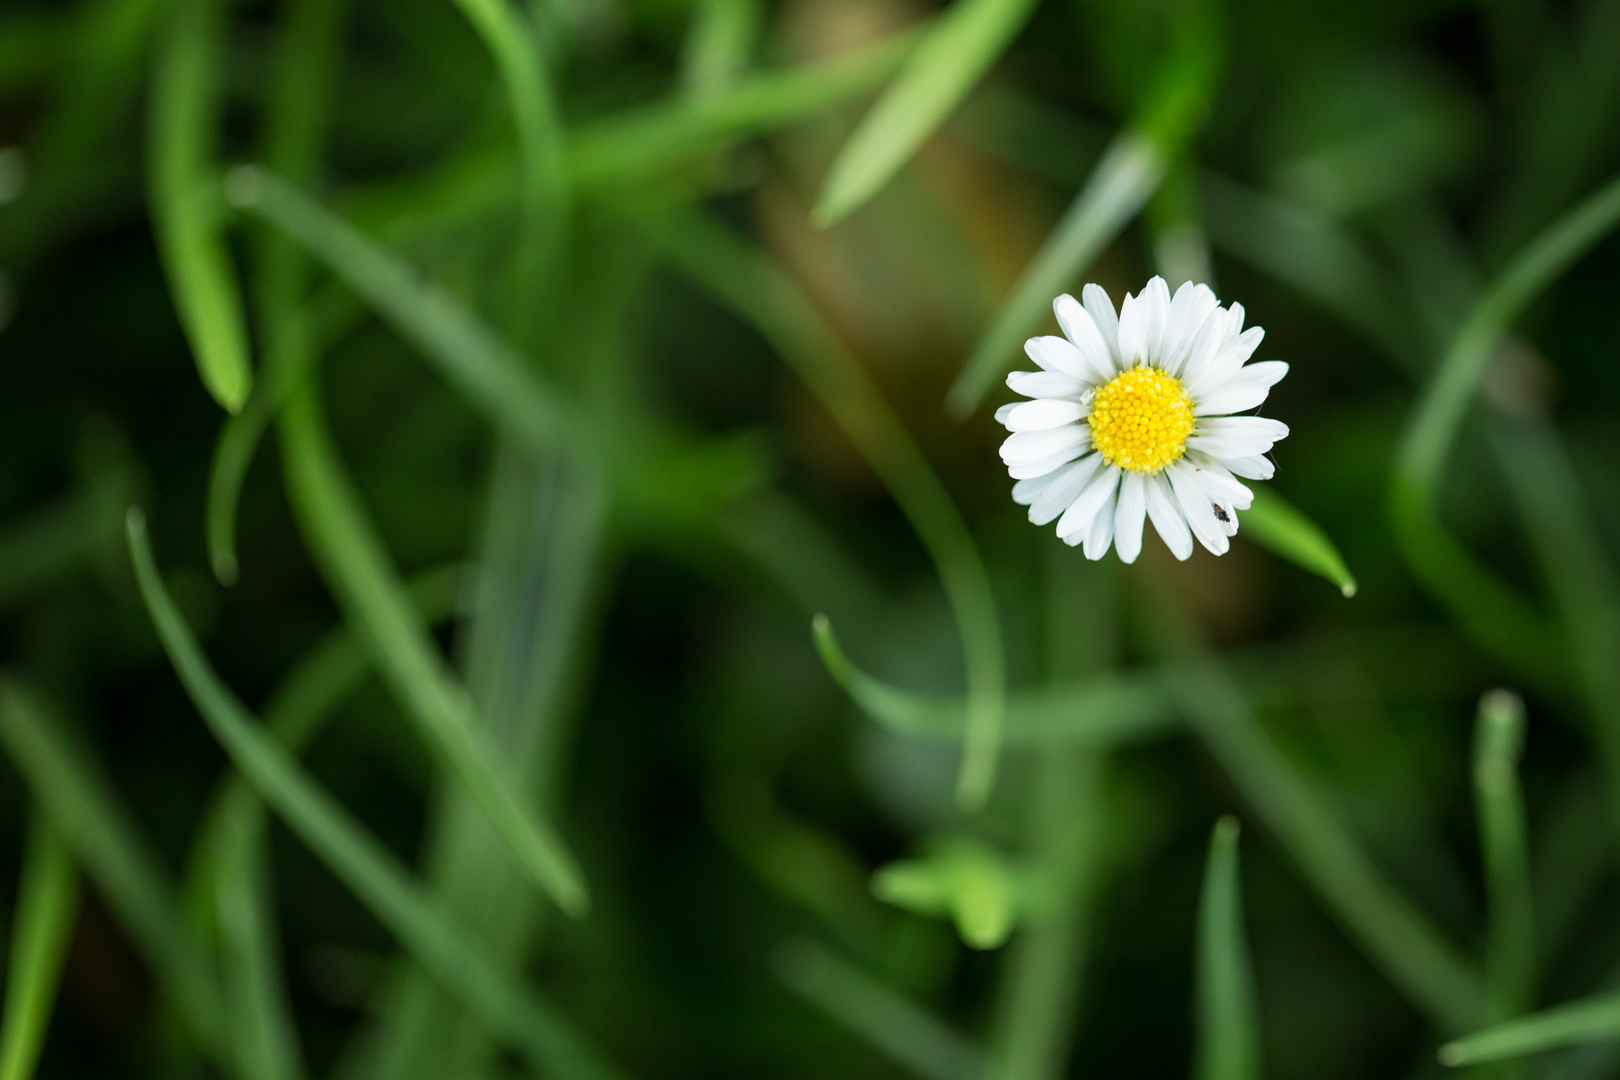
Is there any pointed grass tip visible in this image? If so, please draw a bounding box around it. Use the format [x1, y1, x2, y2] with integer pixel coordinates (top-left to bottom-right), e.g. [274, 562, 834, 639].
[224, 165, 264, 210]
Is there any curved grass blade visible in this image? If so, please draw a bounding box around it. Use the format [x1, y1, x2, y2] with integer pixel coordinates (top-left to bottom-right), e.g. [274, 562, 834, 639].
[774, 937, 986, 1080]
[1390, 172, 1620, 683]
[1472, 689, 1534, 1021]
[276, 388, 589, 916]
[643, 211, 1004, 810]
[812, 0, 1038, 227]
[1240, 487, 1357, 598]
[1440, 991, 1620, 1067]
[946, 131, 1164, 416]
[0, 679, 226, 1056]
[812, 615, 1173, 748]
[226, 167, 578, 454]
[1195, 817, 1260, 1080]
[125, 511, 624, 1080]
[147, 0, 251, 412]
[0, 814, 78, 1080]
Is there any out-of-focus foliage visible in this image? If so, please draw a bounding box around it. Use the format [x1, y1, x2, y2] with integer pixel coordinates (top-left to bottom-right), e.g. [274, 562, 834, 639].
[0, 0, 1616, 1077]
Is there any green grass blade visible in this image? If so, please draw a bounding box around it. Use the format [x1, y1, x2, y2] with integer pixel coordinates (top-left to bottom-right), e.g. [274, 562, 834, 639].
[678, 0, 761, 100]
[1473, 689, 1535, 1021]
[773, 937, 987, 1080]
[227, 168, 578, 454]
[124, 511, 624, 1080]
[946, 131, 1165, 415]
[1439, 991, 1620, 1067]
[1389, 172, 1620, 678]
[0, 814, 78, 1080]
[812, 0, 1038, 227]
[214, 808, 305, 1080]
[147, 0, 251, 412]
[0, 680, 226, 1056]
[641, 210, 1005, 811]
[1240, 487, 1358, 597]
[275, 386, 589, 916]
[572, 25, 920, 191]
[1194, 817, 1261, 1080]
[812, 615, 1174, 748]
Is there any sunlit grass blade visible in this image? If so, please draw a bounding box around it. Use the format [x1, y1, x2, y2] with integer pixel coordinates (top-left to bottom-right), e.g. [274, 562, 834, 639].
[1195, 817, 1260, 1080]
[147, 0, 251, 412]
[678, 0, 760, 100]
[642, 210, 1005, 811]
[0, 814, 78, 1080]
[1241, 487, 1357, 597]
[573, 25, 921, 191]
[226, 167, 578, 453]
[774, 937, 987, 1080]
[1473, 689, 1535, 1020]
[0, 679, 226, 1056]
[813, 615, 1173, 748]
[1390, 172, 1620, 682]
[125, 510, 624, 1080]
[812, 0, 1038, 227]
[1440, 991, 1620, 1067]
[276, 388, 589, 916]
[214, 808, 305, 1080]
[946, 131, 1165, 416]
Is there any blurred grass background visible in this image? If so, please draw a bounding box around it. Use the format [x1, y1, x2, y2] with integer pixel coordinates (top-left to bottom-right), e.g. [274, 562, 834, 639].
[0, 0, 1617, 1076]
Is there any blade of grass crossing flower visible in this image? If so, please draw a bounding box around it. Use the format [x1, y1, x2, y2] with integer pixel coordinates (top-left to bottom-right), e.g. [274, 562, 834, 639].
[946, 131, 1165, 416]
[644, 212, 1005, 810]
[1390, 173, 1620, 683]
[124, 512, 624, 1080]
[0, 680, 227, 1056]
[1439, 992, 1620, 1067]
[1473, 690, 1535, 1021]
[1240, 487, 1358, 597]
[0, 814, 77, 1080]
[1195, 817, 1261, 1080]
[227, 168, 579, 454]
[276, 387, 589, 915]
[148, 0, 251, 412]
[812, 0, 1038, 227]
[773, 937, 987, 1080]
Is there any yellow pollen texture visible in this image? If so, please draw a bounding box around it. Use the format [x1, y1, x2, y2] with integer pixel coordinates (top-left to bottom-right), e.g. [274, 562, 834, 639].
[1086, 365, 1195, 473]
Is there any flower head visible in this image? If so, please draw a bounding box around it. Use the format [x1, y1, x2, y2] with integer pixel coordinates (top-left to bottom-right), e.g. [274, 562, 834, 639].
[996, 277, 1289, 561]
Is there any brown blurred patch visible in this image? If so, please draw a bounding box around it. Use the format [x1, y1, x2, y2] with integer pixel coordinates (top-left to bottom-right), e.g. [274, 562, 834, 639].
[1139, 524, 1274, 645]
[62, 889, 151, 1046]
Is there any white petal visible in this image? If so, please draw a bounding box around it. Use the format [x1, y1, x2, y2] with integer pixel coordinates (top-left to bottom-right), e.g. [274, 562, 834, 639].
[1145, 473, 1194, 560]
[1186, 326, 1265, 399]
[1083, 496, 1116, 560]
[1186, 416, 1289, 458]
[1116, 290, 1146, 366]
[1001, 426, 1087, 466]
[994, 402, 1017, 425]
[1055, 464, 1119, 543]
[1193, 360, 1288, 415]
[1052, 294, 1117, 380]
[1183, 455, 1254, 509]
[1174, 308, 1231, 386]
[1024, 335, 1089, 379]
[1167, 462, 1229, 556]
[1224, 455, 1275, 480]
[1216, 503, 1240, 536]
[1029, 454, 1103, 525]
[1008, 428, 1092, 478]
[1008, 370, 1084, 399]
[1082, 283, 1119, 359]
[1012, 471, 1058, 505]
[1113, 472, 1147, 564]
[1163, 282, 1219, 375]
[1005, 399, 1086, 431]
[1141, 276, 1171, 364]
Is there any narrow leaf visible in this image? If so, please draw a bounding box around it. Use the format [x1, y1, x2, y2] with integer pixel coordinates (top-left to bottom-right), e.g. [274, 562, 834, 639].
[1440, 991, 1620, 1067]
[1472, 689, 1535, 1020]
[812, 0, 1038, 226]
[1195, 817, 1261, 1080]
[1240, 487, 1358, 597]
[125, 509, 624, 1080]
[0, 814, 78, 1080]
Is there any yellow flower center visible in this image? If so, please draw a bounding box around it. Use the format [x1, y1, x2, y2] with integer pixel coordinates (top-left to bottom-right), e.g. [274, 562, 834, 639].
[1086, 365, 1195, 474]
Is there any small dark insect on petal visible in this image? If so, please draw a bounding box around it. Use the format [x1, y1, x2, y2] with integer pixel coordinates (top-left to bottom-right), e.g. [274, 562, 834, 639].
[1212, 504, 1231, 524]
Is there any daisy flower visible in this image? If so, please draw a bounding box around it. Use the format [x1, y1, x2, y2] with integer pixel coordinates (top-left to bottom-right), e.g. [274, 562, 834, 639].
[996, 277, 1288, 562]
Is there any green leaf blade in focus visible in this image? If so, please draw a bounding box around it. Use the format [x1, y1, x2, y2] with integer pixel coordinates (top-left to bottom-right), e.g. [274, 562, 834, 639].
[0, 814, 78, 1080]
[1240, 486, 1358, 597]
[1195, 816, 1261, 1080]
[812, 0, 1038, 227]
[148, 0, 251, 412]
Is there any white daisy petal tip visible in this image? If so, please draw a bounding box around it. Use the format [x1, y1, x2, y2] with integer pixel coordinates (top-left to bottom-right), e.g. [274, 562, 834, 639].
[999, 281, 1288, 562]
